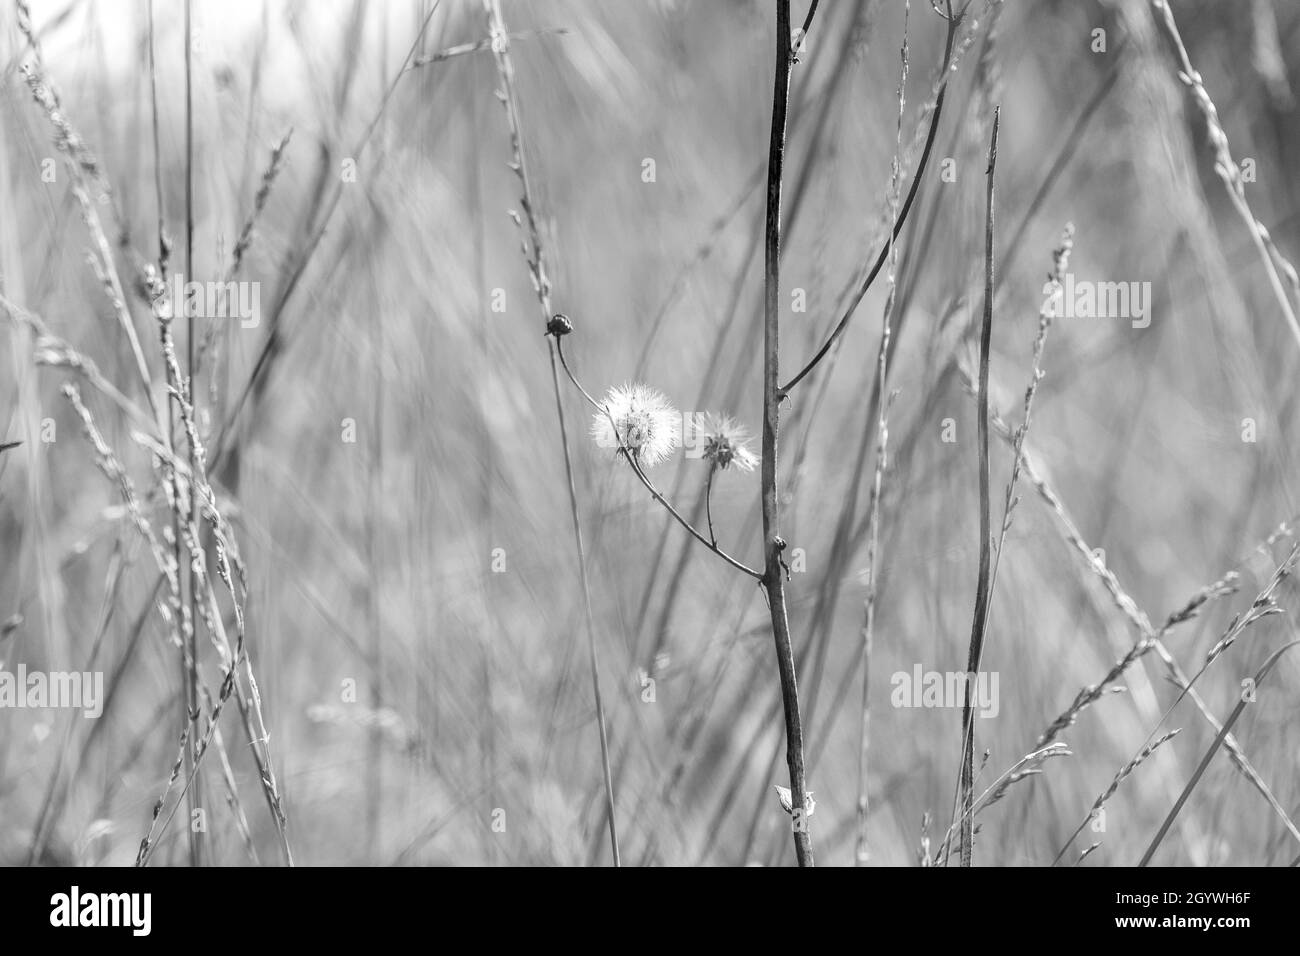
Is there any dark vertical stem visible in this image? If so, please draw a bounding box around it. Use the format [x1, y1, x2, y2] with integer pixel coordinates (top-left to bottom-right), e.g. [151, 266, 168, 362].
[761, 0, 812, 868]
[959, 106, 999, 868]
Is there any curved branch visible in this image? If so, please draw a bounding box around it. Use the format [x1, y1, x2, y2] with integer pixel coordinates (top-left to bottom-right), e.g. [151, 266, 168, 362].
[554, 337, 763, 580]
[779, 9, 959, 397]
[796, 0, 821, 46]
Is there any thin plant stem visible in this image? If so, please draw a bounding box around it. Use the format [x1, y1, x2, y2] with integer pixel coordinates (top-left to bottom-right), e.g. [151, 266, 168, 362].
[1139, 641, 1300, 866]
[779, 2, 959, 397]
[705, 463, 718, 547]
[856, 1, 911, 866]
[483, 0, 620, 866]
[1052, 730, 1180, 866]
[182, 0, 204, 868]
[793, 0, 821, 53]
[932, 742, 1072, 863]
[146, 0, 197, 869]
[1153, 0, 1300, 353]
[958, 105, 999, 868]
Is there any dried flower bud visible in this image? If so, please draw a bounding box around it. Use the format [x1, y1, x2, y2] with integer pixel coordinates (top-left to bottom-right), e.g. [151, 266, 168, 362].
[546, 313, 573, 338]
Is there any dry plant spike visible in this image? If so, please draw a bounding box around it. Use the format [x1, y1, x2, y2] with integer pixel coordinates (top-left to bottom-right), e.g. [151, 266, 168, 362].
[1053, 729, 1182, 865]
[933, 743, 1072, 863]
[856, 0, 912, 868]
[1152, 0, 1300, 350]
[1139, 641, 1300, 866]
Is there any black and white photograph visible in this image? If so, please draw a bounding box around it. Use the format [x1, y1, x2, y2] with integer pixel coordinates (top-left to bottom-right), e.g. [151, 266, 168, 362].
[0, 0, 1297, 917]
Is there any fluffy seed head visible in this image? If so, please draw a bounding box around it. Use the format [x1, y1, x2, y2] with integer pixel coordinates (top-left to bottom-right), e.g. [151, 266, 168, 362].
[591, 383, 680, 467]
[700, 413, 758, 472]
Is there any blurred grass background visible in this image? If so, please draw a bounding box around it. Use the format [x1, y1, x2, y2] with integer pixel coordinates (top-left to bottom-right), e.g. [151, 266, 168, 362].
[1, 0, 1299, 866]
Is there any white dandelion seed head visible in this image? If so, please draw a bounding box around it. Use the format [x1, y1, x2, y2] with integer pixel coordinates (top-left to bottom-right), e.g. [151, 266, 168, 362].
[701, 413, 758, 472]
[591, 383, 680, 467]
